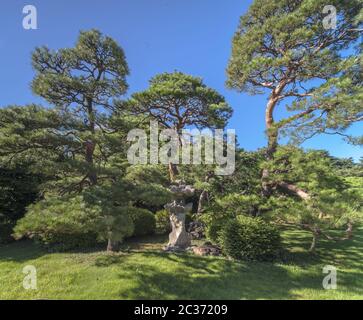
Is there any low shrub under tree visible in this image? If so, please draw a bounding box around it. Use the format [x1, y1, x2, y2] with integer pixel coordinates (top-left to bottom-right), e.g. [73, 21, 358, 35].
[218, 216, 282, 261]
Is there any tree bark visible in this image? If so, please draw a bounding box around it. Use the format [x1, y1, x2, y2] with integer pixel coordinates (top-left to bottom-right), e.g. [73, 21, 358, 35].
[197, 190, 208, 214]
[106, 227, 118, 252]
[345, 220, 353, 239]
[309, 231, 318, 252]
[85, 96, 97, 185]
[261, 79, 290, 197]
[168, 162, 179, 182]
[277, 182, 311, 200]
[107, 238, 115, 252]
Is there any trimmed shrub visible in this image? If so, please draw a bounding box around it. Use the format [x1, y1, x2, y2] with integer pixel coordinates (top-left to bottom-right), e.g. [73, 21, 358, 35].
[218, 215, 281, 261]
[129, 208, 156, 237]
[155, 209, 171, 234]
[13, 196, 102, 251]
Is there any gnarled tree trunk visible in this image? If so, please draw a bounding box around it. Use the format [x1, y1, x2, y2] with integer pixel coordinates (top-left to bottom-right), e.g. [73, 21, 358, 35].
[85, 96, 97, 186]
[168, 162, 179, 182]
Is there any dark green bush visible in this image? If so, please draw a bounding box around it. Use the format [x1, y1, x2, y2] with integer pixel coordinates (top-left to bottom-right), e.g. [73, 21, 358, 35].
[155, 209, 171, 234]
[0, 220, 14, 244]
[34, 232, 99, 251]
[218, 215, 281, 261]
[206, 220, 224, 244]
[129, 208, 156, 237]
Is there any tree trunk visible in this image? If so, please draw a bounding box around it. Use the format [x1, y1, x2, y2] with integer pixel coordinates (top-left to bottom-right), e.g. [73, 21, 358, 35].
[168, 162, 179, 182]
[85, 96, 97, 185]
[107, 238, 114, 252]
[309, 230, 319, 252]
[261, 81, 288, 197]
[197, 190, 208, 214]
[277, 182, 311, 200]
[85, 140, 97, 185]
[346, 221, 353, 239]
[262, 96, 279, 197]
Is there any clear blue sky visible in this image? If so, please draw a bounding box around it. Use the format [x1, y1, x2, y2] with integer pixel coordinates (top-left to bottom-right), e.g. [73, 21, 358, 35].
[0, 0, 362, 160]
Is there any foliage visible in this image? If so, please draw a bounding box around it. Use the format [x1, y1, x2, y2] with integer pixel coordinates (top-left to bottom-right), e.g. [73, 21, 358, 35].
[82, 179, 170, 249]
[0, 163, 44, 243]
[0, 221, 14, 244]
[205, 220, 223, 244]
[227, 0, 362, 144]
[218, 215, 282, 261]
[127, 72, 232, 130]
[264, 146, 363, 250]
[13, 196, 100, 250]
[0, 30, 130, 193]
[129, 208, 156, 237]
[155, 209, 171, 235]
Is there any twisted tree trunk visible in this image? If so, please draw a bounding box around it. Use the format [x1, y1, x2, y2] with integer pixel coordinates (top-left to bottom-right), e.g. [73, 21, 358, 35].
[168, 162, 179, 182]
[262, 82, 287, 197]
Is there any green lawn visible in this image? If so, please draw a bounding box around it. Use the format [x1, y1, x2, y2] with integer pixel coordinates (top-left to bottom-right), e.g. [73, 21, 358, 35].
[1, 228, 363, 300]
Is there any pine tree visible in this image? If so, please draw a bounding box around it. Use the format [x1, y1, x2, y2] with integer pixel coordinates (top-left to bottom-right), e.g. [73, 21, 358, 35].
[0, 30, 131, 193]
[227, 0, 362, 197]
[31, 29, 129, 187]
[126, 71, 232, 181]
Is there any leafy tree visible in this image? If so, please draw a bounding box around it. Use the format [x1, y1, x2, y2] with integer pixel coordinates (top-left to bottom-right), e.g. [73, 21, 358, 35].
[227, 0, 362, 197]
[266, 146, 362, 251]
[126, 71, 232, 180]
[82, 167, 171, 251]
[15, 167, 171, 251]
[0, 30, 134, 218]
[30, 29, 129, 187]
[0, 30, 174, 251]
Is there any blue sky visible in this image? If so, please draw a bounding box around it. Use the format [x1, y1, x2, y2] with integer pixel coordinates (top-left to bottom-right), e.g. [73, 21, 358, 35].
[0, 0, 361, 160]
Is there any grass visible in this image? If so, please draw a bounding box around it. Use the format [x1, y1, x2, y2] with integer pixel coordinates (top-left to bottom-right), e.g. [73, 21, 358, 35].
[1, 229, 363, 300]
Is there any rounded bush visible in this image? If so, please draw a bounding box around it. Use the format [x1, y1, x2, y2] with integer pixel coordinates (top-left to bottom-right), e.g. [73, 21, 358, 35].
[218, 216, 281, 261]
[129, 208, 156, 237]
[155, 209, 171, 234]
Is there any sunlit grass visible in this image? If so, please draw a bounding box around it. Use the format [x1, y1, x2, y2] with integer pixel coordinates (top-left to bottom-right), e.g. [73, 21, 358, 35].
[1, 228, 363, 299]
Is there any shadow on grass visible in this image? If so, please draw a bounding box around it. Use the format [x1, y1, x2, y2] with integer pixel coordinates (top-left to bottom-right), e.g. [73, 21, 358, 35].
[114, 228, 363, 299]
[114, 251, 324, 300]
[0, 240, 46, 262]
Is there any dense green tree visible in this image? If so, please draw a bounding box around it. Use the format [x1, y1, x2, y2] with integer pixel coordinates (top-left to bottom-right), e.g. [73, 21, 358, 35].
[227, 0, 362, 197]
[82, 172, 171, 251]
[0, 30, 134, 194]
[31, 29, 129, 187]
[266, 146, 362, 251]
[0, 162, 44, 243]
[14, 165, 171, 251]
[0, 30, 174, 251]
[126, 71, 232, 180]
